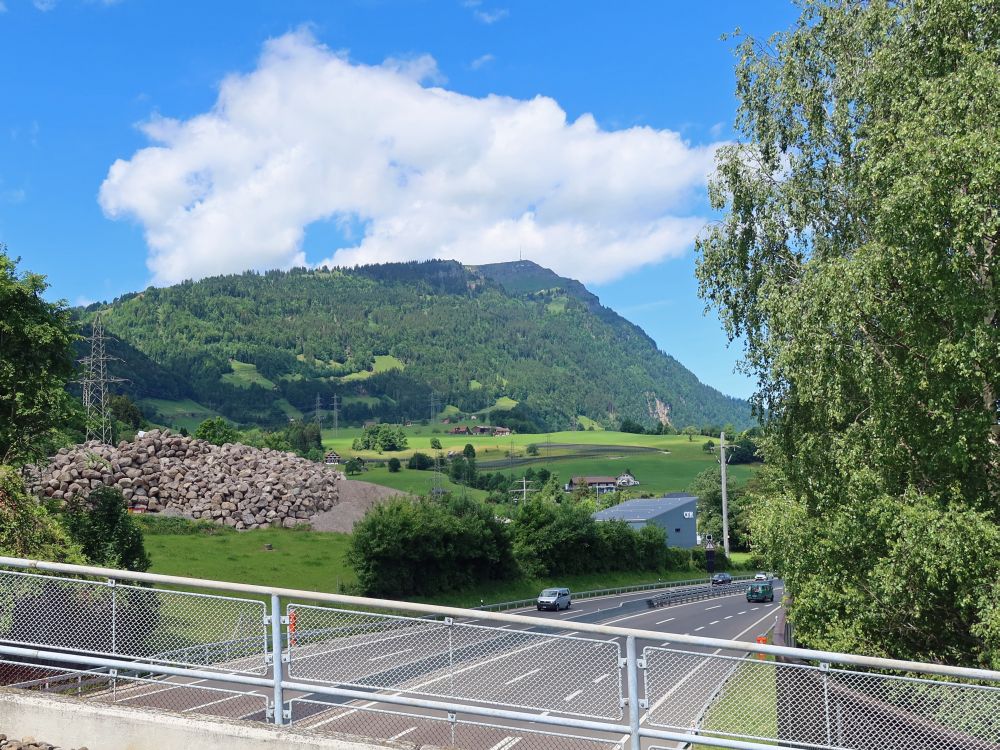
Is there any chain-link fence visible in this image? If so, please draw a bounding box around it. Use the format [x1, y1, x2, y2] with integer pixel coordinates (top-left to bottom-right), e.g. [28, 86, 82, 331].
[643, 645, 1000, 750]
[0, 656, 268, 720]
[286, 603, 624, 719]
[291, 698, 627, 750]
[3, 557, 1000, 750]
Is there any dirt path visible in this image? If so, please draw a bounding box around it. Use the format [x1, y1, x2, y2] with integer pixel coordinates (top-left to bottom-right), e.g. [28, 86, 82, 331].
[310, 479, 407, 533]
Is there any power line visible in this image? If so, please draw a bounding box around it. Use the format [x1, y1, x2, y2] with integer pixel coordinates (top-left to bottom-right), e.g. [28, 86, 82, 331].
[314, 393, 324, 428]
[79, 313, 125, 444]
[510, 476, 536, 505]
[331, 394, 340, 436]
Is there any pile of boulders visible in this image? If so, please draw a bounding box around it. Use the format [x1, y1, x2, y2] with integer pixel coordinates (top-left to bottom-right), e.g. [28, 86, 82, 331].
[0, 736, 84, 750]
[25, 430, 339, 530]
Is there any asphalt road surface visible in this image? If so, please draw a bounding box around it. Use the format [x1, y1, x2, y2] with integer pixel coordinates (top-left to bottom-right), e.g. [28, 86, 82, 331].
[18, 580, 784, 749]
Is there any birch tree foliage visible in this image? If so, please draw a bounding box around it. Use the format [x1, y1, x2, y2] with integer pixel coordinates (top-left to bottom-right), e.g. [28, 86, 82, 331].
[697, 0, 1000, 666]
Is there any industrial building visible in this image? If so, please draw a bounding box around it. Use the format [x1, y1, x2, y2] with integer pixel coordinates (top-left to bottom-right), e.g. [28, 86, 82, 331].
[591, 493, 698, 547]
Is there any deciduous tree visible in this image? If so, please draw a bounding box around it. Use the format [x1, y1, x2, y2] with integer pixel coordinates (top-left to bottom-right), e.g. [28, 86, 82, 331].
[697, 0, 1000, 666]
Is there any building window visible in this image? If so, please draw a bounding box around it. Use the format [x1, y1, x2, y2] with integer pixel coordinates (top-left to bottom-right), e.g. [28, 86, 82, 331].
[675, 528, 681, 533]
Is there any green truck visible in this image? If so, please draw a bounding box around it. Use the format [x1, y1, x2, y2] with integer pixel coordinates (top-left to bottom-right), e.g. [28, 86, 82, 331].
[746, 581, 775, 603]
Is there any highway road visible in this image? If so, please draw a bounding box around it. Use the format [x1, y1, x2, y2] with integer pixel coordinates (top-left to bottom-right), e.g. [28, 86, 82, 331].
[9, 580, 784, 749]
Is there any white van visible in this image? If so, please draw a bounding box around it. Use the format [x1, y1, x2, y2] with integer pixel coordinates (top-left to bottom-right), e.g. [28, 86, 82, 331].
[536, 587, 571, 611]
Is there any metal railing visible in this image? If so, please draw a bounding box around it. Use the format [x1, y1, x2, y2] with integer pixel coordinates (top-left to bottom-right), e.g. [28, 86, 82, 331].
[1, 556, 998, 750]
[646, 581, 755, 609]
[477, 574, 756, 612]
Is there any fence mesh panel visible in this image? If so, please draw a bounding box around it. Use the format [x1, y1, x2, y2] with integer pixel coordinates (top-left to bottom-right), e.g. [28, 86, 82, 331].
[292, 698, 627, 749]
[644, 646, 1000, 750]
[0, 657, 268, 721]
[0, 570, 268, 673]
[286, 603, 624, 719]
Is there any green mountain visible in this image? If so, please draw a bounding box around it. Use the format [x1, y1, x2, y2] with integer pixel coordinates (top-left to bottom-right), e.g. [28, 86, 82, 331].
[82, 260, 752, 432]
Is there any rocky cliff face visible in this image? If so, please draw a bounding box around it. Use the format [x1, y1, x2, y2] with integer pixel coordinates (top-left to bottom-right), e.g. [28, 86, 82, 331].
[26, 430, 338, 530]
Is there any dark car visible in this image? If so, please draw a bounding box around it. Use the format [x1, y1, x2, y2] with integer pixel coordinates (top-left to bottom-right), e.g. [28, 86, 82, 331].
[711, 573, 733, 585]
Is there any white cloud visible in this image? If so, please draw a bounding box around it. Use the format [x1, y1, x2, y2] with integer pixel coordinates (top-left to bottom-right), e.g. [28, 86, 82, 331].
[99, 30, 721, 286]
[469, 53, 495, 70]
[474, 8, 508, 24]
[33, 0, 56, 10]
[0, 3, 8, 13]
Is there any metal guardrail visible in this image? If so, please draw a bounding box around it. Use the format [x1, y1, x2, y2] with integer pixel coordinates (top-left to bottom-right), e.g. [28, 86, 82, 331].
[477, 573, 756, 611]
[1, 556, 999, 750]
[646, 581, 755, 608]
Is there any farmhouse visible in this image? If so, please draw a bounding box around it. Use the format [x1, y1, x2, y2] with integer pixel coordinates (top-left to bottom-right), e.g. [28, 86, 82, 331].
[591, 494, 698, 547]
[449, 426, 472, 435]
[324, 451, 342, 465]
[616, 472, 640, 487]
[492, 426, 512, 437]
[565, 476, 618, 495]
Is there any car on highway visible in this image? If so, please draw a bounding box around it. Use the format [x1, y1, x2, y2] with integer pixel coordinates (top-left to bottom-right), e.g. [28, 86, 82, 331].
[536, 587, 571, 611]
[746, 581, 775, 603]
[754, 571, 772, 581]
[711, 573, 733, 585]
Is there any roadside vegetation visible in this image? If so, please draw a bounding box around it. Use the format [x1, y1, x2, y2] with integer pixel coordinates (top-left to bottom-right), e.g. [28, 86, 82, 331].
[697, 0, 1000, 667]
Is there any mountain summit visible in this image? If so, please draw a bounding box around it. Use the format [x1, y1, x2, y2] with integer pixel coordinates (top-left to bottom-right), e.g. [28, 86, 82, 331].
[86, 260, 752, 431]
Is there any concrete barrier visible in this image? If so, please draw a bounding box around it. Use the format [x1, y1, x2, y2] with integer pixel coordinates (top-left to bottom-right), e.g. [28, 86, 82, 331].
[0, 687, 402, 750]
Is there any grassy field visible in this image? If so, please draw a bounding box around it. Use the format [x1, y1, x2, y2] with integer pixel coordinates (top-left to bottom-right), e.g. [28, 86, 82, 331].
[221, 359, 277, 389]
[327, 428, 757, 497]
[138, 397, 221, 433]
[139, 519, 357, 594]
[340, 354, 405, 381]
[138, 517, 747, 608]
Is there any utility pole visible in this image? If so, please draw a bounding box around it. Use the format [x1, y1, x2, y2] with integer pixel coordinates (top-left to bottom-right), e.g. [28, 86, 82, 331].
[331, 394, 340, 436]
[720, 431, 731, 557]
[80, 314, 124, 444]
[429, 392, 439, 422]
[314, 394, 323, 427]
[511, 476, 535, 505]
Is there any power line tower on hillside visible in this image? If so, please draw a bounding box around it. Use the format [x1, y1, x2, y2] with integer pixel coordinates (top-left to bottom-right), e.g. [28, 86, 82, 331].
[80, 314, 125, 444]
[314, 393, 324, 428]
[510, 476, 536, 505]
[429, 392, 439, 422]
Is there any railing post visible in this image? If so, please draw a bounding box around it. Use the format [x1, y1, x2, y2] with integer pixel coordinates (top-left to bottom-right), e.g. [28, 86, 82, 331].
[269, 594, 286, 725]
[820, 661, 831, 746]
[625, 635, 642, 750]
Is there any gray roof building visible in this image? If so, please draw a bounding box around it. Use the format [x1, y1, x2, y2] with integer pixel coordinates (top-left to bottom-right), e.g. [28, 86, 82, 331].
[592, 493, 698, 548]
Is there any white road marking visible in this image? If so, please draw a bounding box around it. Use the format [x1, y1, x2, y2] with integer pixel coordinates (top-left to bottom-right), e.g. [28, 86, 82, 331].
[655, 617, 675, 625]
[724, 616, 733, 620]
[738, 611, 747, 615]
[182, 693, 243, 712]
[564, 689, 583, 702]
[641, 606, 781, 725]
[369, 648, 413, 661]
[751, 607, 760, 611]
[694, 626, 705, 632]
[709, 620, 720, 625]
[488, 737, 522, 750]
[704, 605, 722, 611]
[593, 673, 611, 684]
[389, 727, 417, 741]
[504, 668, 542, 685]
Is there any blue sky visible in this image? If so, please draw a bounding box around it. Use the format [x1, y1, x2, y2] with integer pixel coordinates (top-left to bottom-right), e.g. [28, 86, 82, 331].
[0, 0, 798, 399]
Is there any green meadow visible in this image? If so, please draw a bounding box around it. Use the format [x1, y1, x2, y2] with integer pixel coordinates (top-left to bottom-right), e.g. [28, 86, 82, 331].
[324, 428, 755, 497]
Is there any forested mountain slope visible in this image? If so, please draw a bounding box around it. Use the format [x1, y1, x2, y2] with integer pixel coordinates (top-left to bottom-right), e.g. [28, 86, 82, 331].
[83, 260, 752, 431]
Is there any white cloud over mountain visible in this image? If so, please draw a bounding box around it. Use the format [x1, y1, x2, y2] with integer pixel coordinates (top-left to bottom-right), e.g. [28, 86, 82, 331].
[99, 30, 720, 286]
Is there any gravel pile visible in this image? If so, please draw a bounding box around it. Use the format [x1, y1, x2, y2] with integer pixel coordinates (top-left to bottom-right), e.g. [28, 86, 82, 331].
[26, 429, 339, 530]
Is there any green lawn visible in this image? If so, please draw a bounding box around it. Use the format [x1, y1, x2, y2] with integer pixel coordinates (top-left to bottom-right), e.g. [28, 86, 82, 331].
[691, 651, 778, 748]
[140, 520, 356, 594]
